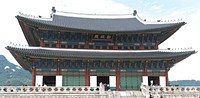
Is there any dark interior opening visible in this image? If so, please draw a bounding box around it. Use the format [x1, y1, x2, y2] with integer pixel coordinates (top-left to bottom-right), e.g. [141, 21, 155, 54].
[148, 76, 159, 86]
[43, 76, 56, 86]
[97, 76, 109, 86]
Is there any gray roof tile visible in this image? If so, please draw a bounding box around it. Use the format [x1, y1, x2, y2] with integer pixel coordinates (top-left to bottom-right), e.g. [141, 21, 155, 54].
[16, 14, 185, 32]
[6, 46, 195, 59]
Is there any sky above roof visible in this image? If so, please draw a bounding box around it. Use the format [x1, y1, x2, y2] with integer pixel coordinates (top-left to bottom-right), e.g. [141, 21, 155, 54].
[0, 0, 200, 81]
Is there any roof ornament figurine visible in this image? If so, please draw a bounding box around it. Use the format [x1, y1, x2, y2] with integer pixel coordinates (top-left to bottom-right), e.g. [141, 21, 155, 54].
[133, 10, 137, 16]
[52, 6, 56, 13]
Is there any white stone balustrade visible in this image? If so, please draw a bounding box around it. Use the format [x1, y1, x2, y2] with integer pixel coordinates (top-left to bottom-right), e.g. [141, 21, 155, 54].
[141, 85, 200, 98]
[0, 86, 103, 94]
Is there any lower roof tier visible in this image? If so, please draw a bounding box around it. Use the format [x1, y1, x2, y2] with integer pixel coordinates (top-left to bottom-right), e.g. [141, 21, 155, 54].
[6, 46, 196, 71]
[6, 46, 195, 59]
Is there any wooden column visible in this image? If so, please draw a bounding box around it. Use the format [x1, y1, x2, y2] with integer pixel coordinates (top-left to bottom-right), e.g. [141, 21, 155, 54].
[143, 61, 148, 76]
[166, 69, 169, 86]
[57, 40, 60, 48]
[116, 60, 120, 90]
[56, 59, 61, 75]
[56, 68, 61, 75]
[85, 33, 89, 49]
[155, 43, 159, 49]
[85, 60, 90, 86]
[32, 67, 36, 86]
[86, 69, 90, 86]
[116, 70, 120, 90]
[140, 34, 144, 50]
[85, 43, 89, 49]
[57, 32, 61, 48]
[40, 38, 44, 47]
[114, 34, 118, 50]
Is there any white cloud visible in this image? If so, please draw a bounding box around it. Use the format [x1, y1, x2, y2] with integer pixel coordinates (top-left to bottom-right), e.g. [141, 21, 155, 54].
[151, 5, 161, 10]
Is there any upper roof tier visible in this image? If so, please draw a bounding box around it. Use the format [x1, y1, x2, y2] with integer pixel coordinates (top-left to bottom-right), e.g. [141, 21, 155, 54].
[16, 12, 185, 33]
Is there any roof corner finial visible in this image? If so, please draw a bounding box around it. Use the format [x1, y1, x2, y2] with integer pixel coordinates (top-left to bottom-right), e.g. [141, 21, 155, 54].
[51, 6, 56, 18]
[52, 6, 56, 13]
[133, 10, 137, 16]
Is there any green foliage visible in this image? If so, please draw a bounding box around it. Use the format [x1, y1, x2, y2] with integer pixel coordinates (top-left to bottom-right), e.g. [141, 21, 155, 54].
[0, 55, 31, 86]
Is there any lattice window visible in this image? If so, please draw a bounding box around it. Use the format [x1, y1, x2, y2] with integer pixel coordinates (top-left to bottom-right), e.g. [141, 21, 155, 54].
[60, 33, 65, 41]
[94, 61, 100, 68]
[127, 35, 132, 42]
[77, 60, 83, 68]
[65, 33, 70, 41]
[89, 45, 93, 49]
[64, 60, 71, 68]
[108, 46, 114, 50]
[80, 45, 84, 49]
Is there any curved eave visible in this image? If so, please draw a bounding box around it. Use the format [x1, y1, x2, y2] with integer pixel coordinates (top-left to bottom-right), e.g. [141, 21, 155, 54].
[16, 15, 185, 34]
[7, 50, 32, 72]
[17, 18, 40, 46]
[6, 46, 196, 61]
[158, 22, 185, 45]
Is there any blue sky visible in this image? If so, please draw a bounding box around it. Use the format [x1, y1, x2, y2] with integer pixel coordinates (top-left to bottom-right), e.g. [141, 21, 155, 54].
[0, 0, 200, 80]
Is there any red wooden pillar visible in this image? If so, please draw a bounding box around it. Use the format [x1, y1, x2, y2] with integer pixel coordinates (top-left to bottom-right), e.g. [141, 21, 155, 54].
[40, 38, 44, 47]
[143, 69, 147, 76]
[139, 44, 144, 50]
[86, 60, 90, 86]
[85, 43, 89, 49]
[155, 43, 159, 49]
[140, 34, 144, 50]
[57, 32, 61, 48]
[143, 61, 148, 76]
[57, 40, 60, 48]
[56, 68, 61, 75]
[114, 44, 118, 50]
[114, 34, 118, 50]
[86, 69, 90, 86]
[32, 67, 36, 86]
[166, 70, 169, 86]
[116, 70, 120, 90]
[85, 33, 89, 49]
[56, 59, 61, 75]
[116, 60, 120, 90]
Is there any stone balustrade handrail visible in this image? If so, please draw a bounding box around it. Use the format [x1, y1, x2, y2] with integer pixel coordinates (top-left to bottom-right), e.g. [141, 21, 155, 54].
[141, 85, 200, 98]
[144, 86, 200, 92]
[0, 86, 104, 94]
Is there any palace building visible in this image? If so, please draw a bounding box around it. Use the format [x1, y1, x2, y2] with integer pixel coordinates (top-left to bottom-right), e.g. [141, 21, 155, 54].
[6, 8, 195, 90]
